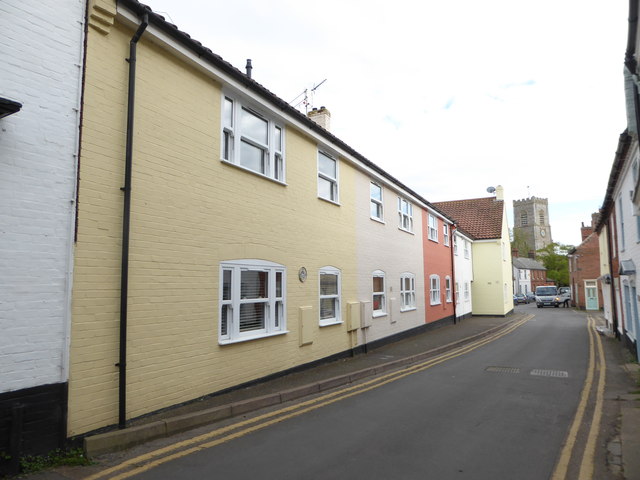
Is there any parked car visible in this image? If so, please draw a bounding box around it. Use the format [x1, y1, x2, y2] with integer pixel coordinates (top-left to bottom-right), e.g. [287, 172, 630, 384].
[526, 292, 536, 302]
[514, 293, 529, 304]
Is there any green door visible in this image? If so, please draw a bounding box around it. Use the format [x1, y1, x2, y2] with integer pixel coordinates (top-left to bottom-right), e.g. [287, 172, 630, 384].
[585, 281, 598, 310]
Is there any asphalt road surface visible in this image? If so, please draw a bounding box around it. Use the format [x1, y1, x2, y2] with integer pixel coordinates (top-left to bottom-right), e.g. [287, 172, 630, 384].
[91, 306, 615, 480]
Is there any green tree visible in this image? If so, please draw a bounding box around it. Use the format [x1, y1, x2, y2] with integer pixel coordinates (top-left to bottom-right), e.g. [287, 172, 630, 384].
[536, 243, 573, 286]
[510, 228, 532, 258]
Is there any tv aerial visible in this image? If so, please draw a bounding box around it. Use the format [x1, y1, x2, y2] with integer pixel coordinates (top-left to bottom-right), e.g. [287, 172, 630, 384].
[290, 79, 327, 113]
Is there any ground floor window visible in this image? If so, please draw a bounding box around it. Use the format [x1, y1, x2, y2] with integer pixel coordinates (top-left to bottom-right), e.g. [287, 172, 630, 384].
[430, 275, 441, 305]
[219, 260, 286, 343]
[400, 273, 416, 311]
[319, 266, 341, 326]
[373, 270, 386, 316]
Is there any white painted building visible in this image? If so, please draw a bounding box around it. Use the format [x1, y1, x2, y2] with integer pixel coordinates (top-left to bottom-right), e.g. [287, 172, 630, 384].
[0, 0, 85, 458]
[453, 230, 473, 319]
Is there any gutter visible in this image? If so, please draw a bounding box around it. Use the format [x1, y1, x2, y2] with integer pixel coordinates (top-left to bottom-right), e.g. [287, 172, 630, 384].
[118, 11, 149, 430]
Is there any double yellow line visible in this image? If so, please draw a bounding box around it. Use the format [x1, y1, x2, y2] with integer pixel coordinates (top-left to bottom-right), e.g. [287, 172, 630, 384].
[551, 315, 607, 480]
[86, 315, 531, 480]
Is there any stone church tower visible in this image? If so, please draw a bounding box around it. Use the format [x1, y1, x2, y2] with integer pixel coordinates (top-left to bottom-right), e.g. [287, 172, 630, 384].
[512, 196, 552, 256]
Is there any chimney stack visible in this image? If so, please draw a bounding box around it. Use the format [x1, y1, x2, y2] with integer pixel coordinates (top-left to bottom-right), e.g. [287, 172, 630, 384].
[307, 106, 331, 131]
[495, 185, 504, 201]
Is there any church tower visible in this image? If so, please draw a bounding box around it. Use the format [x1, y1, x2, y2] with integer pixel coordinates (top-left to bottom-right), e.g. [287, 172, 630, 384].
[512, 196, 552, 256]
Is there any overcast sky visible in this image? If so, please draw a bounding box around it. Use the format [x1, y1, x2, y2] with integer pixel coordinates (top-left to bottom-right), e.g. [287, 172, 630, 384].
[146, 0, 628, 246]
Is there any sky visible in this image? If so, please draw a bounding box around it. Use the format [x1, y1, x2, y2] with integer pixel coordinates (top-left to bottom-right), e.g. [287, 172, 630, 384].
[146, 0, 628, 246]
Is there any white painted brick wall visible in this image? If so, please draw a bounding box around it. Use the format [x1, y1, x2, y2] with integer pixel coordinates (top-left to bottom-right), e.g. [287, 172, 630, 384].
[0, 0, 84, 393]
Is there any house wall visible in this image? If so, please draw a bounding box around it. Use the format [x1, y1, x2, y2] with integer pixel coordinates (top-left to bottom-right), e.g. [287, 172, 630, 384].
[470, 211, 513, 316]
[70, 17, 362, 436]
[422, 213, 455, 323]
[569, 234, 603, 310]
[453, 232, 473, 318]
[354, 179, 425, 344]
[0, 0, 84, 458]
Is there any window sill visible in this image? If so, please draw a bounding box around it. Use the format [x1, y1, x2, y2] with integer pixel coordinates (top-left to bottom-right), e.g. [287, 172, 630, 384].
[220, 159, 287, 186]
[428, 237, 439, 243]
[218, 330, 289, 345]
[398, 227, 415, 235]
[371, 217, 385, 224]
[318, 195, 341, 206]
[400, 307, 416, 313]
[372, 311, 387, 318]
[430, 302, 442, 306]
[320, 319, 343, 327]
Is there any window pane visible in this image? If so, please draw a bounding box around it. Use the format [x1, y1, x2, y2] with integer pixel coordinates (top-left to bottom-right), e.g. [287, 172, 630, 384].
[320, 298, 336, 320]
[320, 273, 338, 295]
[318, 153, 336, 178]
[318, 176, 334, 200]
[371, 202, 382, 218]
[221, 305, 230, 336]
[275, 301, 282, 328]
[241, 270, 267, 299]
[370, 183, 382, 201]
[373, 276, 384, 292]
[224, 98, 233, 127]
[240, 140, 265, 173]
[275, 271, 282, 297]
[240, 108, 268, 143]
[223, 131, 233, 160]
[275, 126, 282, 151]
[239, 303, 266, 331]
[222, 269, 232, 301]
[373, 294, 384, 311]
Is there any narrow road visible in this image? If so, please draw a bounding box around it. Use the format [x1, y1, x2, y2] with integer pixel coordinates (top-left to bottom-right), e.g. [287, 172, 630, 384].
[87, 306, 615, 480]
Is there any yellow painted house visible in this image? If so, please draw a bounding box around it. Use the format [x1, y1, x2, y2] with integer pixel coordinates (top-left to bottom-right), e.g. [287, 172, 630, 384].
[433, 186, 514, 317]
[70, 0, 457, 437]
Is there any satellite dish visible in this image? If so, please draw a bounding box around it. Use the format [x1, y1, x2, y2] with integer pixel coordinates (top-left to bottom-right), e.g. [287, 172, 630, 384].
[486, 186, 496, 194]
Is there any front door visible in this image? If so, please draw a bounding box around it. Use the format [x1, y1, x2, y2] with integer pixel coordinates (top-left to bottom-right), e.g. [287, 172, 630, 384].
[585, 280, 598, 310]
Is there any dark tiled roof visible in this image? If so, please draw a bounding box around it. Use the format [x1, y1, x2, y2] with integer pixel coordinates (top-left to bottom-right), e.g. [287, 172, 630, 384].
[433, 197, 504, 240]
[117, 0, 455, 223]
[512, 257, 546, 271]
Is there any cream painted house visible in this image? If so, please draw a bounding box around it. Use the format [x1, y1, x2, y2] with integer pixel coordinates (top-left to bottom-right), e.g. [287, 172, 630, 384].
[434, 186, 514, 316]
[69, 0, 460, 437]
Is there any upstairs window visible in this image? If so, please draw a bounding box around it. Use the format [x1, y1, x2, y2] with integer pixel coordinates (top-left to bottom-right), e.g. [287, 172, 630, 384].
[453, 235, 458, 255]
[219, 260, 286, 344]
[318, 151, 339, 202]
[370, 182, 384, 221]
[222, 96, 284, 181]
[464, 240, 471, 259]
[428, 214, 438, 241]
[443, 224, 450, 246]
[398, 197, 414, 232]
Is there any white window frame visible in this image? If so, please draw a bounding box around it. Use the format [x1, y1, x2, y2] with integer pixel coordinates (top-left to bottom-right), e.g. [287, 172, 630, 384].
[221, 95, 284, 182]
[370, 182, 384, 222]
[219, 260, 286, 344]
[453, 235, 458, 255]
[464, 282, 470, 301]
[398, 197, 414, 233]
[318, 150, 339, 203]
[428, 214, 438, 242]
[464, 240, 470, 259]
[445, 276, 452, 303]
[443, 224, 450, 246]
[455, 282, 460, 304]
[372, 270, 386, 317]
[400, 273, 416, 311]
[430, 274, 441, 305]
[319, 266, 341, 326]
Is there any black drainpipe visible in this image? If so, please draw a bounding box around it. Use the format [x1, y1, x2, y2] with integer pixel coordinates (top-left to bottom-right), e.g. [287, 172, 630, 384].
[607, 216, 620, 339]
[118, 12, 148, 430]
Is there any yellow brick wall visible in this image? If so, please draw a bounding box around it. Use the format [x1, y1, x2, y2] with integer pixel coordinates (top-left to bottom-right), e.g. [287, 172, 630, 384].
[70, 20, 357, 435]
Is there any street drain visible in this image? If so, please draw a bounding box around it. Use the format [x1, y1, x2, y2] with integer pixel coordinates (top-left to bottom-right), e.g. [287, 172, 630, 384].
[530, 369, 569, 378]
[485, 366, 521, 374]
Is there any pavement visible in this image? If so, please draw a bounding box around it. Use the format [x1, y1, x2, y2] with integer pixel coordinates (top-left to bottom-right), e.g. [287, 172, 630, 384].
[14, 309, 640, 479]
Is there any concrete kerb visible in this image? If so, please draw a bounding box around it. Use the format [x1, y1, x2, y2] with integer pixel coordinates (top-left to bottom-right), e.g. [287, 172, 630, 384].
[84, 316, 521, 458]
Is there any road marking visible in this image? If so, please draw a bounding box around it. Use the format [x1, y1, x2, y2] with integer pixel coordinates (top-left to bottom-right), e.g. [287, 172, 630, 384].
[551, 315, 606, 480]
[85, 315, 531, 480]
[530, 369, 569, 378]
[578, 315, 607, 479]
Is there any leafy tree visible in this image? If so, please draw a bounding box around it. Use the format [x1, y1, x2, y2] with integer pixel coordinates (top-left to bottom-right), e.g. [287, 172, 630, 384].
[536, 243, 573, 286]
[510, 228, 532, 258]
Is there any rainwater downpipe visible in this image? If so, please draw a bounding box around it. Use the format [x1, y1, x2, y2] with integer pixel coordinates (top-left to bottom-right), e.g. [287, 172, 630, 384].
[118, 13, 148, 430]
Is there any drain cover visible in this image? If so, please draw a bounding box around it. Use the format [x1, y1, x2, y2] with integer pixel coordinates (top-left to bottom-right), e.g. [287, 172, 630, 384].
[485, 366, 521, 374]
[530, 369, 569, 378]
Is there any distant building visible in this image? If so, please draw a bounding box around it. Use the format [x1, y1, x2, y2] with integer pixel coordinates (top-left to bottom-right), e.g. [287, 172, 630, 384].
[513, 196, 553, 257]
[569, 215, 603, 310]
[512, 257, 547, 294]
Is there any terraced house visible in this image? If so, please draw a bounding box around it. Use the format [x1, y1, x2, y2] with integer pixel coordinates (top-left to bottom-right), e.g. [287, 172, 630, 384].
[65, 0, 463, 437]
